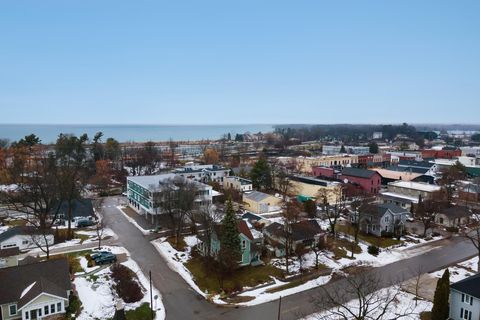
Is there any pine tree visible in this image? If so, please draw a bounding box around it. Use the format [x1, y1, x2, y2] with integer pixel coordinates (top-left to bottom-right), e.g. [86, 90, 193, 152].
[219, 200, 241, 269]
[340, 145, 346, 153]
[431, 269, 450, 320]
[250, 157, 272, 191]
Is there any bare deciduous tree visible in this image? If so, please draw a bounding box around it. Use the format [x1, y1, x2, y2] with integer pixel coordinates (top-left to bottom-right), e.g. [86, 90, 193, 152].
[1, 146, 61, 259]
[313, 272, 416, 320]
[462, 210, 480, 272]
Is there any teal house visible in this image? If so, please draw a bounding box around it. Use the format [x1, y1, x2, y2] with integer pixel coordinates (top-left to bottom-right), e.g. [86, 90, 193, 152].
[198, 220, 263, 267]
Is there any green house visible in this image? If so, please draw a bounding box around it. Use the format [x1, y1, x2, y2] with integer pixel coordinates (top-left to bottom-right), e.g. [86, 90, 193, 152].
[198, 220, 263, 267]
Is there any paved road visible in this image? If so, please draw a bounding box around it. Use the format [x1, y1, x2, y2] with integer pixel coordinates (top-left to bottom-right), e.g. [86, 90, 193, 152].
[100, 197, 477, 320]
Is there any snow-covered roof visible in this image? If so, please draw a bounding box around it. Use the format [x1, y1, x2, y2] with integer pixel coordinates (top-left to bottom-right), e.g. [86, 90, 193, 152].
[20, 281, 36, 299]
[379, 192, 419, 203]
[388, 180, 441, 192]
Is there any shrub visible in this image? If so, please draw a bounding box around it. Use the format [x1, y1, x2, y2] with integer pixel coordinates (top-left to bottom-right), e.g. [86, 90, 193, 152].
[65, 294, 82, 319]
[445, 227, 459, 233]
[367, 245, 380, 256]
[85, 254, 94, 268]
[111, 263, 143, 303]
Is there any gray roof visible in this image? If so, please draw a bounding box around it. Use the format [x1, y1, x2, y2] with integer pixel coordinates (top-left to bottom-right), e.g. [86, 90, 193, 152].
[439, 206, 471, 218]
[0, 258, 71, 306]
[359, 203, 408, 220]
[0, 226, 53, 243]
[54, 199, 95, 219]
[265, 220, 324, 242]
[451, 273, 480, 299]
[341, 167, 378, 179]
[243, 191, 272, 202]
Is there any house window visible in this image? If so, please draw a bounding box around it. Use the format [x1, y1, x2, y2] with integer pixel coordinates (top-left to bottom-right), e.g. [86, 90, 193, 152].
[44, 305, 49, 315]
[57, 302, 62, 312]
[22, 240, 29, 245]
[25, 311, 29, 319]
[51, 304, 55, 314]
[9, 304, 17, 316]
[242, 240, 246, 249]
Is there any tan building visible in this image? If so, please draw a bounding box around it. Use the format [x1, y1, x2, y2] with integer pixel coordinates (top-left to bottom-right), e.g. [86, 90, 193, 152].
[243, 191, 283, 214]
[289, 176, 343, 205]
[223, 176, 253, 193]
[277, 155, 358, 174]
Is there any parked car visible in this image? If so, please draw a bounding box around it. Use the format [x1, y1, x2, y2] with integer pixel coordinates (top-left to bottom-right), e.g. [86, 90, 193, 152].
[94, 252, 117, 265]
[76, 219, 95, 228]
[91, 251, 110, 260]
[405, 214, 414, 222]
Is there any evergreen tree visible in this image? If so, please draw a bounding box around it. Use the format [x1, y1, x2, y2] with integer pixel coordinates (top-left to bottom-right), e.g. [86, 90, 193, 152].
[340, 145, 346, 153]
[250, 157, 272, 191]
[431, 269, 450, 320]
[368, 142, 379, 154]
[217, 200, 241, 287]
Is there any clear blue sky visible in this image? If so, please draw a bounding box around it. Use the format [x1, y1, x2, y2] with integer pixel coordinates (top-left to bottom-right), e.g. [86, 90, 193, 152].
[0, 1, 479, 125]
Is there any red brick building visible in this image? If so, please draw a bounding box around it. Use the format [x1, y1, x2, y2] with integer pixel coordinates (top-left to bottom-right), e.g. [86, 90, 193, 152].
[338, 167, 382, 194]
[420, 148, 461, 159]
[312, 166, 336, 178]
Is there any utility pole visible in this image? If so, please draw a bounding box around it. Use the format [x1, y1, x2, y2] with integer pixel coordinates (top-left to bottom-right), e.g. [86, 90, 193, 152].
[150, 270, 154, 320]
[277, 295, 282, 320]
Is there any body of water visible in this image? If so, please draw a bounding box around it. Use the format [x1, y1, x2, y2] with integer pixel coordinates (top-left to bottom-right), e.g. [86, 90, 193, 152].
[0, 124, 275, 144]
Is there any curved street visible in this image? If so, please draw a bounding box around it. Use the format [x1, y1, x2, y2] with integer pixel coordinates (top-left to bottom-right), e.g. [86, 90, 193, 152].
[100, 196, 477, 320]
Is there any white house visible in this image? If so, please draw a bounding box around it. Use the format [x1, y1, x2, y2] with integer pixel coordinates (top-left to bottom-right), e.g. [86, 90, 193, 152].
[173, 163, 230, 183]
[0, 227, 54, 251]
[223, 176, 252, 192]
[449, 273, 480, 320]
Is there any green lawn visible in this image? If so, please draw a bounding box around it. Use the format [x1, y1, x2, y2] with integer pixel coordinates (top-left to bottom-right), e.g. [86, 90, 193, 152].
[328, 237, 362, 260]
[125, 303, 154, 320]
[5, 219, 26, 227]
[185, 255, 284, 294]
[336, 224, 402, 248]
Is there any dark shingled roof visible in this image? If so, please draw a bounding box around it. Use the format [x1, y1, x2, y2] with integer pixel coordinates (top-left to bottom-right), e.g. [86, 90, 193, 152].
[451, 273, 480, 299]
[359, 203, 408, 220]
[439, 206, 471, 219]
[265, 220, 324, 242]
[0, 258, 71, 306]
[54, 199, 95, 219]
[341, 167, 378, 179]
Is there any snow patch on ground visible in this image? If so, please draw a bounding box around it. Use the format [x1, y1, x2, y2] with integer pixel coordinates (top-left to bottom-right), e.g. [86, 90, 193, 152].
[302, 287, 432, 320]
[430, 256, 479, 283]
[75, 246, 165, 320]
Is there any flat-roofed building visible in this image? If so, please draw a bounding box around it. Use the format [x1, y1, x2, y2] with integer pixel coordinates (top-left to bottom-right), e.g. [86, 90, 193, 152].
[127, 174, 213, 217]
[223, 176, 253, 193]
[289, 175, 342, 205]
[380, 180, 441, 210]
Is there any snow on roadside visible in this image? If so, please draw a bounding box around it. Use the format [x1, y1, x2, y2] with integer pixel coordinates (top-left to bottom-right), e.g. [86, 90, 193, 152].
[74, 245, 165, 320]
[301, 287, 432, 320]
[151, 236, 206, 298]
[237, 275, 331, 306]
[116, 206, 151, 235]
[430, 256, 478, 283]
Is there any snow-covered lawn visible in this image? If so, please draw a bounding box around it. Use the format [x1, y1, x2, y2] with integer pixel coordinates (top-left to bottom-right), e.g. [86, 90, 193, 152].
[74, 246, 165, 320]
[430, 256, 478, 283]
[302, 287, 432, 320]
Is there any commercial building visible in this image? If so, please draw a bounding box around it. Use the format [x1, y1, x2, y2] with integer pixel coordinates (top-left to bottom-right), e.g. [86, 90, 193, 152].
[379, 180, 441, 210]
